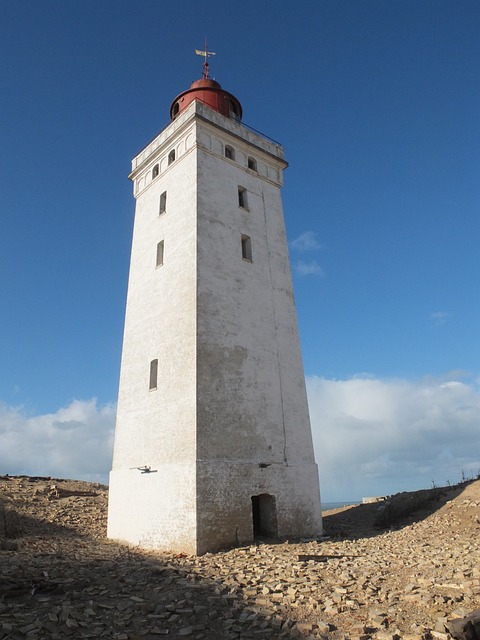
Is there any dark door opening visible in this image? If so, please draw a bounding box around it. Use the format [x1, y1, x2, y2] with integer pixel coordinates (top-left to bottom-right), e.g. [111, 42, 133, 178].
[251, 494, 278, 539]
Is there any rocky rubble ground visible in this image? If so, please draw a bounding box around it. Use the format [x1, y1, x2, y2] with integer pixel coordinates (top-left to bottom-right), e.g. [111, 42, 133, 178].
[0, 476, 479, 640]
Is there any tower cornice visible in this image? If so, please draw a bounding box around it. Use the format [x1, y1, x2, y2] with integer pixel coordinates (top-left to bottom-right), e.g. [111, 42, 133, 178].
[129, 101, 287, 183]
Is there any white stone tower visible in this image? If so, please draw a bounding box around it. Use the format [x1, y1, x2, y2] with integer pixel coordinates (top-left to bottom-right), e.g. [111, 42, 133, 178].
[108, 58, 322, 554]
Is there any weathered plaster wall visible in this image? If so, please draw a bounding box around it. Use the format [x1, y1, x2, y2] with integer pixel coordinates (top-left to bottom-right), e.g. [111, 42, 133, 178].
[196, 462, 322, 554]
[108, 465, 197, 554]
[111, 134, 197, 469]
[195, 124, 316, 464]
[108, 112, 199, 547]
[194, 116, 322, 552]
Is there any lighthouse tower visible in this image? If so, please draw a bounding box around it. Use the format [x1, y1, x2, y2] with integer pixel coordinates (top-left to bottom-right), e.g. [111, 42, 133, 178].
[107, 54, 322, 554]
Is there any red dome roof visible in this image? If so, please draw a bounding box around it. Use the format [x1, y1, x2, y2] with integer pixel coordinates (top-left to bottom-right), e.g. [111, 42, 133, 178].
[170, 78, 242, 121]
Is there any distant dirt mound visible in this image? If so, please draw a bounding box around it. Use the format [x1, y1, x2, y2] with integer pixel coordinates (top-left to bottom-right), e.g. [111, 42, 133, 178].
[373, 482, 472, 529]
[319, 479, 480, 540]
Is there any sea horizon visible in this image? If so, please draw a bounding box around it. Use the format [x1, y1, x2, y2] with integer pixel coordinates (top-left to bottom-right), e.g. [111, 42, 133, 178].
[321, 501, 359, 511]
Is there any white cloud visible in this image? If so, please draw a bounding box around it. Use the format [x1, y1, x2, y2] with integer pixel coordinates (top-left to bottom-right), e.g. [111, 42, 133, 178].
[307, 375, 480, 501]
[294, 260, 325, 277]
[290, 231, 325, 277]
[291, 231, 323, 252]
[431, 311, 451, 326]
[0, 399, 115, 484]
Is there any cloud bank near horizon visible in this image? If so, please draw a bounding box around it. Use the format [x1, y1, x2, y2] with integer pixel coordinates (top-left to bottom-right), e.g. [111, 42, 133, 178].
[0, 374, 478, 501]
[307, 375, 480, 501]
[0, 399, 115, 484]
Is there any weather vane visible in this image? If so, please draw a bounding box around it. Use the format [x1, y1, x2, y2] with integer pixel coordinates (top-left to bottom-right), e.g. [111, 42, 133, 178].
[195, 38, 216, 79]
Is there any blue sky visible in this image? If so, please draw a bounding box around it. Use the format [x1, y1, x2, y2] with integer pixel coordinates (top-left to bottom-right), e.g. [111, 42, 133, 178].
[1, 1, 479, 501]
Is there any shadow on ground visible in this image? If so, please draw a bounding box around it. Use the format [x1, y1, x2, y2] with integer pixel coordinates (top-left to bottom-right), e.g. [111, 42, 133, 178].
[0, 483, 312, 639]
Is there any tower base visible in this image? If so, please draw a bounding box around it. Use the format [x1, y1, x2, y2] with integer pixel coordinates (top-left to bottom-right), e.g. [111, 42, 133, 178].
[107, 462, 322, 555]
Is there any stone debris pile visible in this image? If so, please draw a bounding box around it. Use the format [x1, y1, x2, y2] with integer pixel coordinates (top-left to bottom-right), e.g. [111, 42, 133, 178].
[0, 476, 479, 640]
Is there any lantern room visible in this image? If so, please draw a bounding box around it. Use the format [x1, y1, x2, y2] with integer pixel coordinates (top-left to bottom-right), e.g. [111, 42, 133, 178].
[170, 77, 243, 122]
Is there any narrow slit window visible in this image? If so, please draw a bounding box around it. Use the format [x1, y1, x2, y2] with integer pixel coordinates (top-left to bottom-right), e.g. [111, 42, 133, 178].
[247, 157, 257, 171]
[156, 240, 164, 267]
[168, 149, 175, 165]
[152, 164, 159, 179]
[159, 191, 167, 214]
[225, 145, 235, 160]
[149, 359, 158, 390]
[241, 235, 252, 262]
[238, 186, 248, 209]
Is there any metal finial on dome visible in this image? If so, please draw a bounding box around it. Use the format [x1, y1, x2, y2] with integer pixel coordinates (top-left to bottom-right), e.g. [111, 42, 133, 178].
[195, 38, 216, 79]
[170, 43, 242, 121]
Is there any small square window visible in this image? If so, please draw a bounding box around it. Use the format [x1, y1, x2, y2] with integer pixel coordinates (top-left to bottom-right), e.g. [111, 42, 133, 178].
[241, 235, 252, 262]
[152, 164, 159, 179]
[149, 359, 158, 390]
[247, 157, 257, 171]
[168, 149, 175, 165]
[225, 145, 235, 160]
[156, 240, 164, 267]
[238, 186, 248, 209]
[159, 191, 167, 214]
